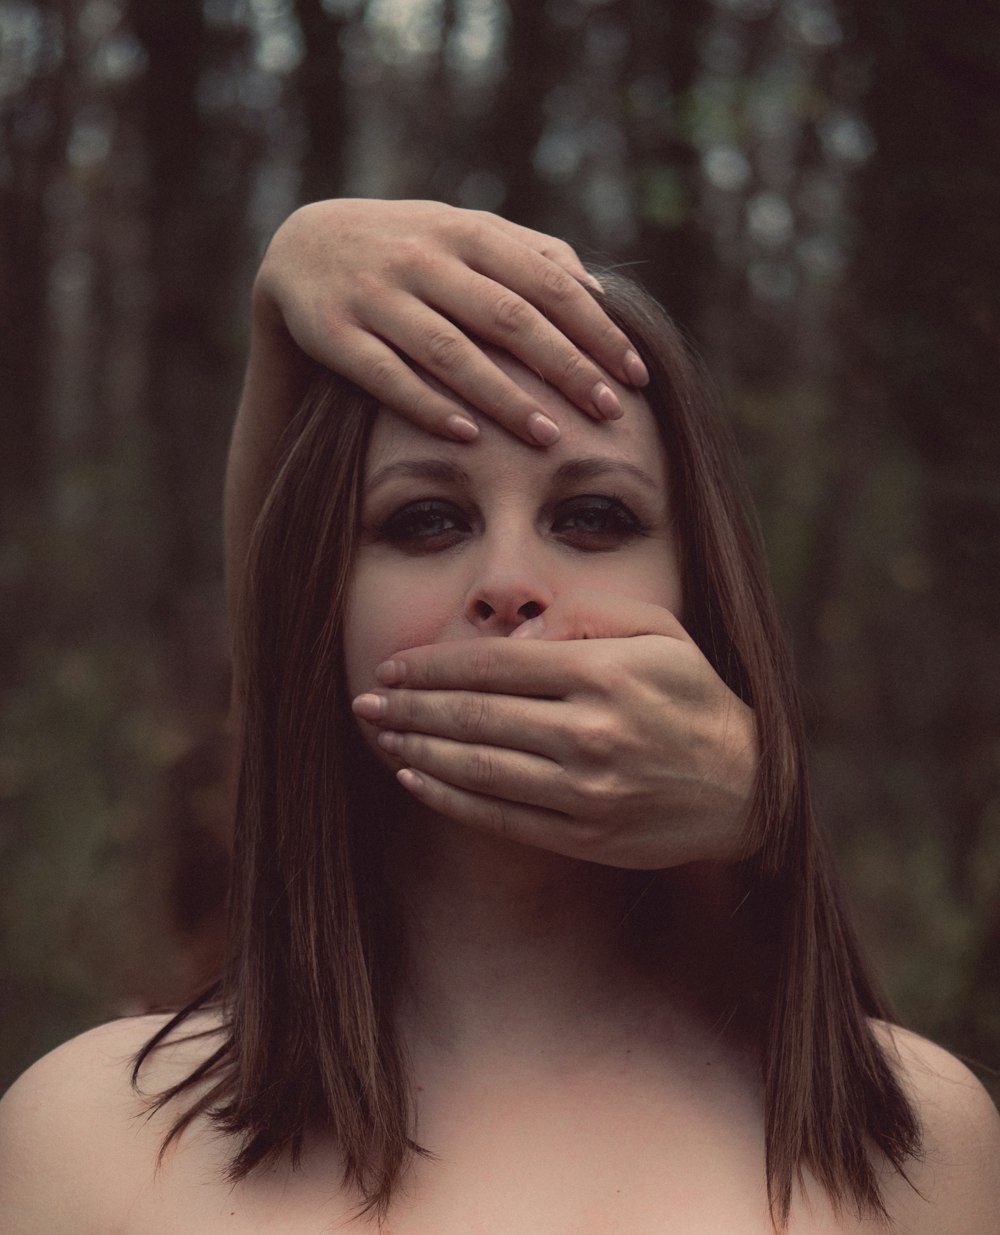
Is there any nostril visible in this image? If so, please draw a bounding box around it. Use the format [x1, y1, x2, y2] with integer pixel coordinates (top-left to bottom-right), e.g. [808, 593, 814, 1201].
[518, 601, 543, 620]
[476, 600, 495, 619]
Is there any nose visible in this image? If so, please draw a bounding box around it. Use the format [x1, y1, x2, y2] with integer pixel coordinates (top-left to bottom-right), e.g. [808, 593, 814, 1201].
[464, 545, 553, 635]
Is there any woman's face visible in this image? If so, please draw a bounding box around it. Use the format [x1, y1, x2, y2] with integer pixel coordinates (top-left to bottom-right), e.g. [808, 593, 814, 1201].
[344, 353, 682, 708]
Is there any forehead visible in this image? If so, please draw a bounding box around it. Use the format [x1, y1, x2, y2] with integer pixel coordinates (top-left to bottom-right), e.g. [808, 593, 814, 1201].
[365, 351, 667, 482]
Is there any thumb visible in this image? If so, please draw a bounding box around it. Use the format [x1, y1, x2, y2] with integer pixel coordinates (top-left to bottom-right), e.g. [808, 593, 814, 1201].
[510, 588, 688, 642]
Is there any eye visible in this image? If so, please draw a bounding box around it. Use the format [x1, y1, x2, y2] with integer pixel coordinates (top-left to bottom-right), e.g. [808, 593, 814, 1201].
[552, 495, 647, 549]
[375, 499, 471, 552]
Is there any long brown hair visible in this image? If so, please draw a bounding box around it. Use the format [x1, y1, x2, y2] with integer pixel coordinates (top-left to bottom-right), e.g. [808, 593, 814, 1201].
[135, 273, 920, 1227]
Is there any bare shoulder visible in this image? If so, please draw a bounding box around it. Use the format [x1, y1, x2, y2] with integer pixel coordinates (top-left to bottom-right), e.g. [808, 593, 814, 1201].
[873, 1022, 1000, 1235]
[0, 1013, 222, 1235]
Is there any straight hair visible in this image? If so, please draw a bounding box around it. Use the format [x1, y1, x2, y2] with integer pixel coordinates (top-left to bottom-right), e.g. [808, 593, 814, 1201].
[135, 272, 920, 1228]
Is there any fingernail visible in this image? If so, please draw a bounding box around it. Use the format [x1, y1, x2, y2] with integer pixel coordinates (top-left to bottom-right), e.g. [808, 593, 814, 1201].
[583, 272, 604, 293]
[511, 615, 545, 639]
[446, 413, 479, 441]
[376, 659, 406, 685]
[352, 692, 385, 720]
[397, 768, 425, 793]
[528, 412, 560, 445]
[623, 349, 649, 386]
[592, 381, 623, 420]
[377, 730, 403, 753]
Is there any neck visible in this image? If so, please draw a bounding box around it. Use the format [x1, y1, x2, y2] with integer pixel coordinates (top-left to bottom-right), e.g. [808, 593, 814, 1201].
[378, 794, 730, 1061]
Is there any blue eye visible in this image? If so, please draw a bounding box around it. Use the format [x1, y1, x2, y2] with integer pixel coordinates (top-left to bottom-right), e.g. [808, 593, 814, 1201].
[376, 500, 470, 551]
[553, 495, 645, 547]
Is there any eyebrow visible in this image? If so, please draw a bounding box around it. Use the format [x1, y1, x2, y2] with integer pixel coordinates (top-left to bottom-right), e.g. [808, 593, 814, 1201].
[551, 457, 661, 493]
[365, 455, 661, 494]
[366, 459, 472, 492]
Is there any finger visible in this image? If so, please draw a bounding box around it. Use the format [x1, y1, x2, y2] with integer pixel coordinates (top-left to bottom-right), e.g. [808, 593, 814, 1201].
[318, 328, 486, 441]
[453, 224, 648, 388]
[375, 636, 586, 693]
[381, 731, 570, 813]
[395, 767, 581, 857]
[383, 270, 625, 424]
[354, 687, 571, 761]
[510, 590, 690, 643]
[353, 296, 578, 444]
[474, 213, 601, 289]
[356, 210, 642, 402]
[456, 214, 651, 382]
[396, 765, 732, 870]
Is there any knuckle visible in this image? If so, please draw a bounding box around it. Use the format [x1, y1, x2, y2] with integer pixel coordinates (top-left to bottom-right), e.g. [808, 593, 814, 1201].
[481, 796, 511, 840]
[580, 769, 621, 815]
[400, 384, 444, 429]
[366, 354, 401, 394]
[559, 349, 587, 386]
[455, 692, 489, 738]
[539, 262, 576, 305]
[575, 717, 618, 763]
[491, 292, 531, 337]
[426, 327, 464, 373]
[539, 237, 577, 264]
[392, 690, 419, 726]
[445, 210, 480, 243]
[468, 643, 499, 681]
[469, 747, 498, 792]
[567, 816, 608, 858]
[592, 653, 627, 692]
[352, 268, 384, 304]
[384, 235, 431, 277]
[595, 316, 629, 355]
[478, 380, 534, 426]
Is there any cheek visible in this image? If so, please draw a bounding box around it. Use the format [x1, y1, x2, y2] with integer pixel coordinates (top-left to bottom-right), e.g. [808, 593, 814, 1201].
[647, 549, 683, 618]
[343, 564, 457, 696]
[344, 563, 459, 772]
[583, 542, 683, 618]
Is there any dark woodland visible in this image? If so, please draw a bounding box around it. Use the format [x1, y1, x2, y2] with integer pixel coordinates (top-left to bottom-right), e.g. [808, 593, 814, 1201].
[1, 0, 998, 1100]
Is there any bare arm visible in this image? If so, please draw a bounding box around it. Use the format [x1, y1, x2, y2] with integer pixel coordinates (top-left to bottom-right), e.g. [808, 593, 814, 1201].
[877, 1027, 1000, 1234]
[0, 1021, 158, 1235]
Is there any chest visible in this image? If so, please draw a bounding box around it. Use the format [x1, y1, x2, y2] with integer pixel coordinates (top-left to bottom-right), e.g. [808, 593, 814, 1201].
[116, 1065, 864, 1235]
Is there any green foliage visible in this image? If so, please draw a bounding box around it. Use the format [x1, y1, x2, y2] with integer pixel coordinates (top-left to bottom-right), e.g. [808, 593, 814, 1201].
[637, 164, 691, 230]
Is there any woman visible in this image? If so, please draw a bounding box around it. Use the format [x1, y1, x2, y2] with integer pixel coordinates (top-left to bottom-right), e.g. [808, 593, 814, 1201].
[0, 203, 996, 1234]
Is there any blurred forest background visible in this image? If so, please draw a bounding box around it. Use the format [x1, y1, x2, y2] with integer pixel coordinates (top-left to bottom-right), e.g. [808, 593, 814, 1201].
[1, 0, 999, 1100]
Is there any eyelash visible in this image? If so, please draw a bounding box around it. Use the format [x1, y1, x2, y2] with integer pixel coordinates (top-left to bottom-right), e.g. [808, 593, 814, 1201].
[555, 494, 647, 545]
[374, 495, 648, 553]
[376, 500, 470, 550]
